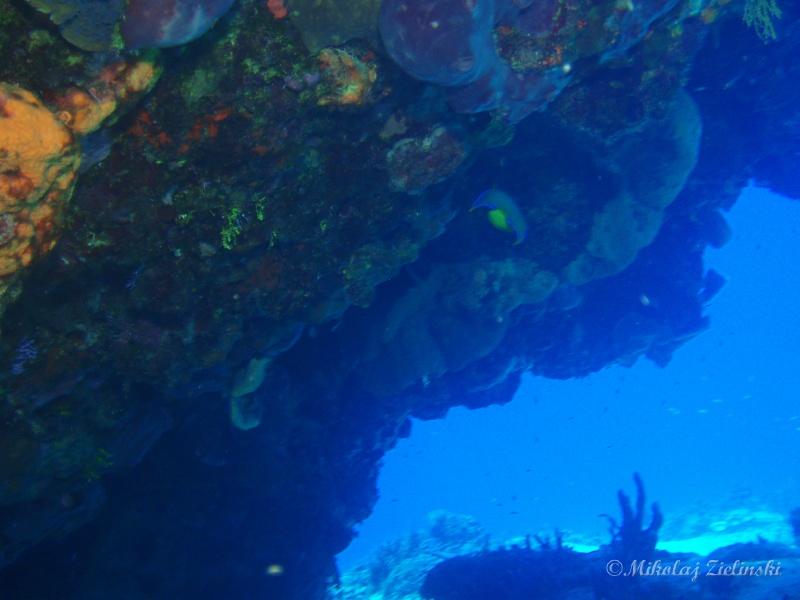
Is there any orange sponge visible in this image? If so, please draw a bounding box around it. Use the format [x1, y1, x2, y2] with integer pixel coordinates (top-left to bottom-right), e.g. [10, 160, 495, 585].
[0, 84, 80, 297]
[54, 59, 161, 135]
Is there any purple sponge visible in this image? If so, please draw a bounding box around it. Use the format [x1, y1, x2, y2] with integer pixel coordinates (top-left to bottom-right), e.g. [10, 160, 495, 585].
[379, 0, 497, 86]
[380, 0, 681, 119]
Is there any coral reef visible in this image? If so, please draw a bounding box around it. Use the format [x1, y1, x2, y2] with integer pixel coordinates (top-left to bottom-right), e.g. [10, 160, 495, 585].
[744, 0, 782, 41]
[316, 47, 378, 107]
[387, 126, 466, 193]
[564, 90, 702, 284]
[420, 477, 800, 599]
[603, 473, 664, 565]
[0, 56, 160, 327]
[52, 58, 162, 135]
[23, 0, 125, 51]
[0, 84, 80, 327]
[379, 0, 693, 119]
[339, 511, 488, 600]
[0, 0, 797, 598]
[289, 0, 381, 52]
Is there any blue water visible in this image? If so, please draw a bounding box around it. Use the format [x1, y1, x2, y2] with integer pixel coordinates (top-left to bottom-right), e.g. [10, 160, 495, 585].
[340, 186, 800, 568]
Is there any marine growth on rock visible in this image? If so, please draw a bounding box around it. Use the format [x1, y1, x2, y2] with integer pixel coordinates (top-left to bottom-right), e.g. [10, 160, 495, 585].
[0, 0, 797, 598]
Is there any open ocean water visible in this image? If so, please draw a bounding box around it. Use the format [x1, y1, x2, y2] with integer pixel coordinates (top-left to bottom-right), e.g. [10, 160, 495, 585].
[338, 186, 800, 590]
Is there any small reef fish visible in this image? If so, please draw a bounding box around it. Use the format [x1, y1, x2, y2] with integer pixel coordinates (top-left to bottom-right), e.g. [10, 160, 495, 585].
[471, 189, 528, 245]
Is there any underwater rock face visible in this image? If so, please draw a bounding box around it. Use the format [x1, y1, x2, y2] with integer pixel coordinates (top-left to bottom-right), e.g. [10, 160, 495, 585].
[0, 84, 80, 327]
[0, 0, 799, 598]
[0, 58, 158, 327]
[0, 482, 106, 569]
[565, 90, 703, 285]
[289, 0, 382, 52]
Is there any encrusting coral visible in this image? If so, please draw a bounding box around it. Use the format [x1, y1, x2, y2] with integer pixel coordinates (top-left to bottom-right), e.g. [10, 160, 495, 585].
[0, 59, 159, 328]
[1, 0, 799, 597]
[52, 59, 161, 135]
[0, 84, 81, 323]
